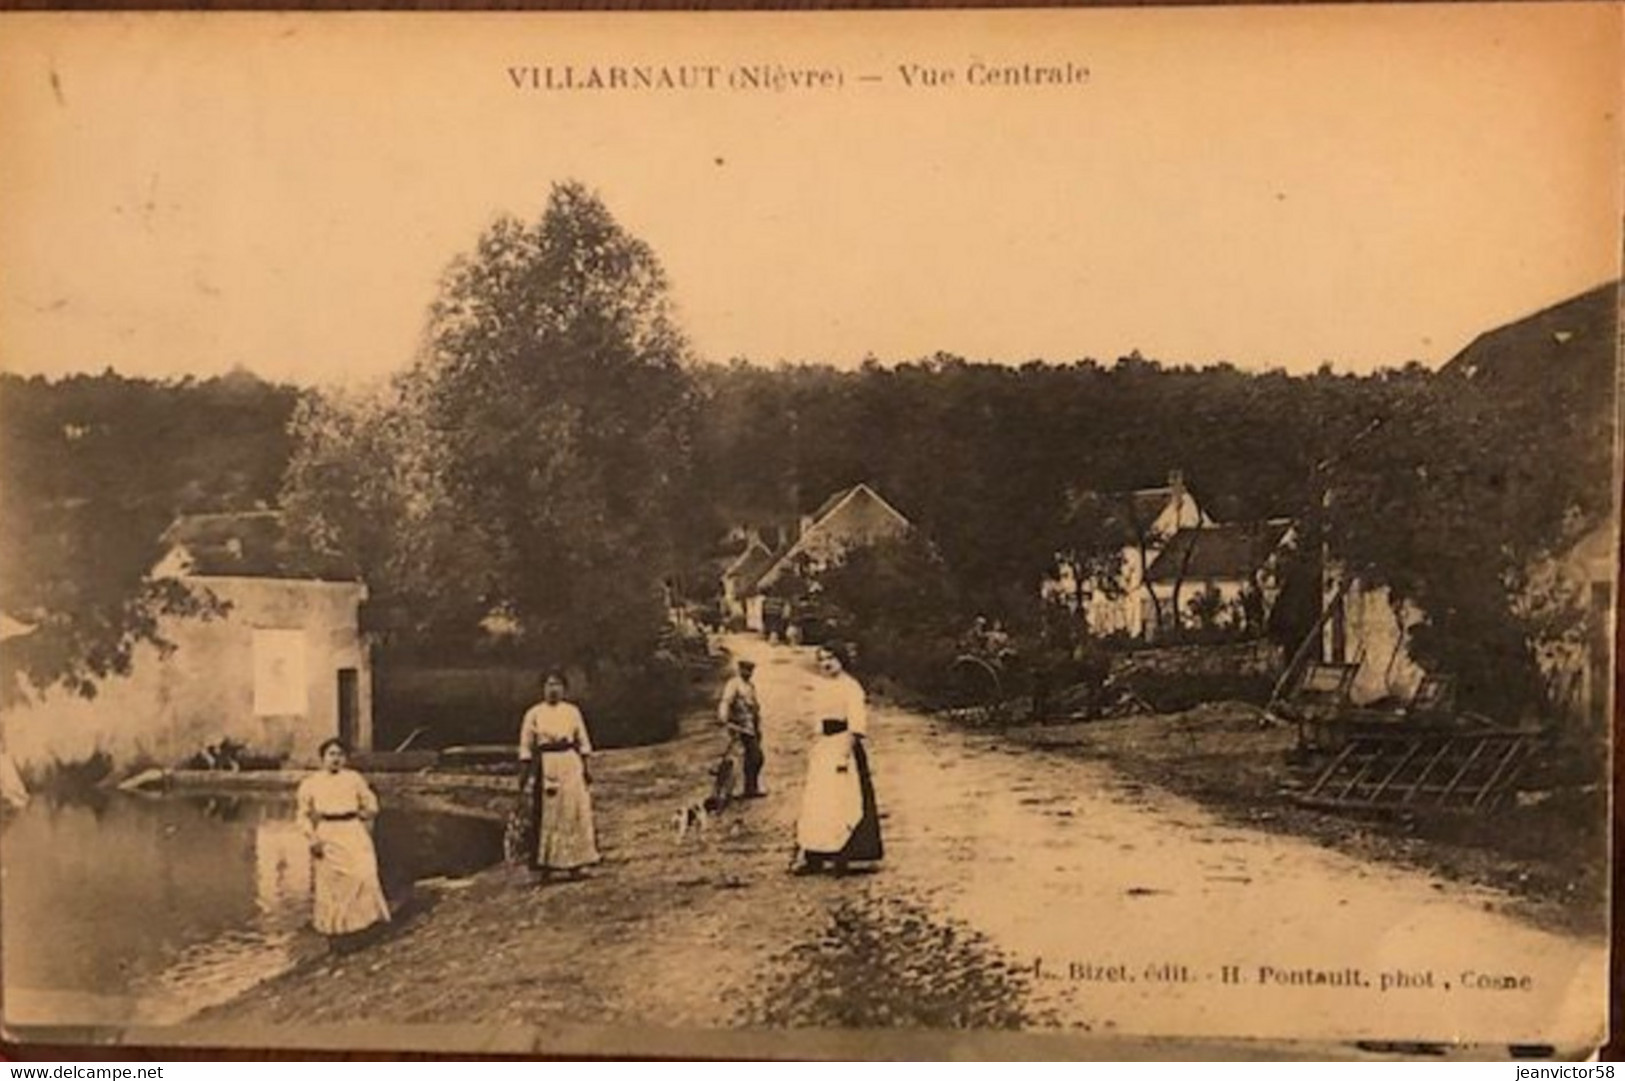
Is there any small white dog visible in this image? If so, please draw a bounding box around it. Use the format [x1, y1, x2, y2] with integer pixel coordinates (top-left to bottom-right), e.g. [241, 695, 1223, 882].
[674, 746, 737, 843]
[673, 800, 711, 842]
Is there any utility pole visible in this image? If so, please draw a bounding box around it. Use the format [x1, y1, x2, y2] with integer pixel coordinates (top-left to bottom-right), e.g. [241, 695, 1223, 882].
[1267, 415, 1386, 720]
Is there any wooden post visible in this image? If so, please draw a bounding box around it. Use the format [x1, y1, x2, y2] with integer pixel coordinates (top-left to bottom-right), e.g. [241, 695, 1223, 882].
[1269, 577, 1349, 713]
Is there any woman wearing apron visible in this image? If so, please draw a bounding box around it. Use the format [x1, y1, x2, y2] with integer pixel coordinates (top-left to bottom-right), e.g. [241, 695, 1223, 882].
[517, 672, 601, 882]
[794, 644, 883, 875]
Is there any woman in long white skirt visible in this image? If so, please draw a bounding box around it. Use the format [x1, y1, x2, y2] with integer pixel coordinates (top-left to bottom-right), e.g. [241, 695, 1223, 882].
[517, 672, 601, 881]
[795, 644, 883, 875]
[296, 738, 391, 947]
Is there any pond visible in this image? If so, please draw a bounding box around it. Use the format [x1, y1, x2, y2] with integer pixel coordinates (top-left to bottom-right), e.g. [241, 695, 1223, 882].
[1, 790, 503, 1027]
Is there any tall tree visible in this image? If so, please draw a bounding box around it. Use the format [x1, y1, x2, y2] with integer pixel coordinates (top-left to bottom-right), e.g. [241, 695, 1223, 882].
[285, 181, 700, 670]
[1321, 375, 1603, 717]
[280, 379, 500, 649]
[419, 182, 696, 663]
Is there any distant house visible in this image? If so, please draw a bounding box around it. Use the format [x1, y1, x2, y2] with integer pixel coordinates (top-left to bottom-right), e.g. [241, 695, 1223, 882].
[4, 510, 373, 774]
[742, 483, 912, 632]
[1325, 524, 1613, 718]
[1144, 518, 1297, 637]
[1326, 282, 1617, 720]
[1047, 470, 1211, 639]
[719, 536, 776, 623]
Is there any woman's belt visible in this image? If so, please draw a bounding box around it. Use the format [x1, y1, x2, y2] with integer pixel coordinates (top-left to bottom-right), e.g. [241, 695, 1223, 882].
[318, 811, 361, 822]
[531, 741, 578, 753]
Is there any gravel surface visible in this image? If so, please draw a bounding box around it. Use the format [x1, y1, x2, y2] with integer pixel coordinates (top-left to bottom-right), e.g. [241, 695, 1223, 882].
[204, 637, 1607, 1051]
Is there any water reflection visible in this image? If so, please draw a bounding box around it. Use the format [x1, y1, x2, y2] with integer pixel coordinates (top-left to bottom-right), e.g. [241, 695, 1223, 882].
[2, 791, 500, 1025]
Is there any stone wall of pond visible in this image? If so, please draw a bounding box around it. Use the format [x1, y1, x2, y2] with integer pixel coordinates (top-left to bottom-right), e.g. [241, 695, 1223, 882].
[1108, 639, 1284, 711]
[1109, 639, 1284, 680]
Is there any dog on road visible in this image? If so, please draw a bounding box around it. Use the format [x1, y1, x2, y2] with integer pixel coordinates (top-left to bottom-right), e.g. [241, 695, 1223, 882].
[673, 744, 738, 843]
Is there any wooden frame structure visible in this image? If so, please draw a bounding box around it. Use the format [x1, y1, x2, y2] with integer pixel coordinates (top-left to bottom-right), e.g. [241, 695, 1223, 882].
[1297, 725, 1540, 812]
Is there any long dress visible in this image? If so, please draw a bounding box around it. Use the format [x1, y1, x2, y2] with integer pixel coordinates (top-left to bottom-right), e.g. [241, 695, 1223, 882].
[796, 672, 883, 863]
[295, 768, 391, 936]
[518, 701, 601, 871]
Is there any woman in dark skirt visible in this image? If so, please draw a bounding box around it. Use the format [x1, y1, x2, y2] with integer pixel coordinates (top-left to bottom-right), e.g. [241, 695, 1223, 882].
[794, 644, 883, 874]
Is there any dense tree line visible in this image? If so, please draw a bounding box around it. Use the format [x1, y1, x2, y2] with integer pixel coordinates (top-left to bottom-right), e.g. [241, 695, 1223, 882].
[688, 355, 1425, 616]
[5, 180, 1611, 732]
[690, 349, 1612, 718]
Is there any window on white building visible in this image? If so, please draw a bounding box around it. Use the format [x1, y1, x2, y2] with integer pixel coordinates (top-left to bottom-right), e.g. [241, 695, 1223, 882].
[253, 629, 308, 716]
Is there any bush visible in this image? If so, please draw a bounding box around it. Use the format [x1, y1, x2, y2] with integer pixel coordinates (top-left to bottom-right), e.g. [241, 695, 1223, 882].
[22, 749, 115, 796]
[846, 627, 963, 707]
[1025, 644, 1113, 719]
[374, 654, 689, 751]
[815, 534, 971, 700]
[374, 666, 536, 749]
[587, 654, 686, 747]
[658, 621, 714, 672]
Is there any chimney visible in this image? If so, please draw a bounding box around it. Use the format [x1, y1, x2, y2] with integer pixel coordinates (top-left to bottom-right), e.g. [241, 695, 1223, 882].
[788, 475, 808, 540]
[1168, 469, 1187, 524]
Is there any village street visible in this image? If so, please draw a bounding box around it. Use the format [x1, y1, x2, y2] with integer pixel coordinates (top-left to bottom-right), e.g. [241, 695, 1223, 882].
[208, 636, 1607, 1051]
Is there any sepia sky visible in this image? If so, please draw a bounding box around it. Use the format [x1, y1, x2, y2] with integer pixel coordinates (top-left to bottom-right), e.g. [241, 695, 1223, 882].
[0, 6, 1619, 386]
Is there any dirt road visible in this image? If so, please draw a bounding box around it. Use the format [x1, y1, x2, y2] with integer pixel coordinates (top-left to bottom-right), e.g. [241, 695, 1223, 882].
[210, 636, 1607, 1050]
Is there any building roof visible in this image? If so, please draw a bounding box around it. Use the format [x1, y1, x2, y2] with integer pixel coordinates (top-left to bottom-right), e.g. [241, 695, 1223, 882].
[1123, 486, 1177, 532]
[1434, 282, 1618, 539]
[721, 538, 778, 593]
[1124, 487, 1176, 523]
[809, 486, 856, 523]
[1442, 281, 1617, 390]
[1089, 481, 1198, 545]
[806, 483, 911, 527]
[756, 482, 910, 590]
[1563, 521, 1617, 583]
[159, 511, 357, 581]
[0, 613, 35, 642]
[1144, 520, 1294, 583]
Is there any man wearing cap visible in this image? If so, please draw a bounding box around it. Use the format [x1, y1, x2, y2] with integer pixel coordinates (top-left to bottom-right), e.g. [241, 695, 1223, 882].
[717, 658, 766, 798]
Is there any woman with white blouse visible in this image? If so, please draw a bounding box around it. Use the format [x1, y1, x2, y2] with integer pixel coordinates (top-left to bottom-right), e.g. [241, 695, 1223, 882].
[296, 738, 391, 945]
[794, 644, 883, 875]
[516, 672, 601, 881]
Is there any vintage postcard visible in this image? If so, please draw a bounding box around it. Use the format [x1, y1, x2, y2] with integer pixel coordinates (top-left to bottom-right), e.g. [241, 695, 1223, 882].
[0, 6, 1617, 1060]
